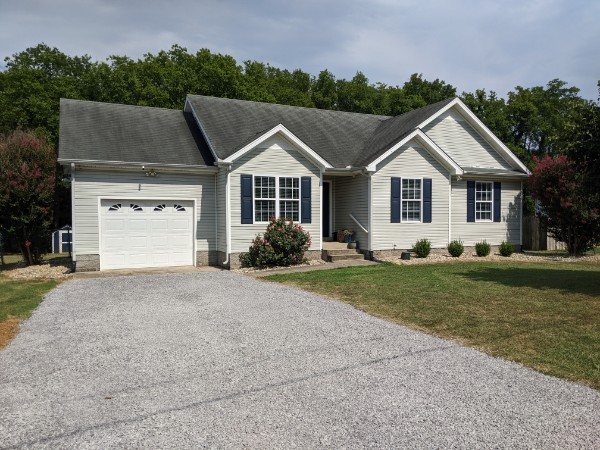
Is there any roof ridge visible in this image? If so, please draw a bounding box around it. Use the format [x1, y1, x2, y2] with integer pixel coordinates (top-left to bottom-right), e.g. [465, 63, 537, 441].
[186, 94, 391, 120]
[60, 98, 181, 113]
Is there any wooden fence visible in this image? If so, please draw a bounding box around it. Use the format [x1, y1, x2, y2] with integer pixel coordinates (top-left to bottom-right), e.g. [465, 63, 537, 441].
[522, 216, 566, 251]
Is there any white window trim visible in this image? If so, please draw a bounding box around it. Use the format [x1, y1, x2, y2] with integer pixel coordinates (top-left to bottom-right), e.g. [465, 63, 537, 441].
[401, 177, 423, 223]
[252, 174, 302, 224]
[475, 181, 494, 222]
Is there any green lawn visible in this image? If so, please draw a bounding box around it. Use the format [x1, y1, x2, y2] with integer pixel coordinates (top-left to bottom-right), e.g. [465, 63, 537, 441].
[0, 274, 57, 347]
[1, 253, 70, 269]
[265, 261, 600, 389]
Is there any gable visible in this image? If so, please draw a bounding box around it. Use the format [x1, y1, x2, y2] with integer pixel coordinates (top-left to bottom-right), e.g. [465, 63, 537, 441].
[422, 109, 513, 170]
[233, 133, 321, 176]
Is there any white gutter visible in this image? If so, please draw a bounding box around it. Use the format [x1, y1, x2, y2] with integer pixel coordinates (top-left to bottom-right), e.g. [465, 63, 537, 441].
[57, 159, 218, 174]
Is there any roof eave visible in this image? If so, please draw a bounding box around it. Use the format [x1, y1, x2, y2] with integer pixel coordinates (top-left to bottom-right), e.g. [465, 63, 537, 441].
[58, 158, 218, 174]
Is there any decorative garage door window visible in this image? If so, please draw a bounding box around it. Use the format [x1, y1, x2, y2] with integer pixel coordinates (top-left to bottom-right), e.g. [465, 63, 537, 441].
[130, 204, 143, 211]
[154, 204, 166, 211]
[174, 204, 186, 211]
[108, 203, 122, 211]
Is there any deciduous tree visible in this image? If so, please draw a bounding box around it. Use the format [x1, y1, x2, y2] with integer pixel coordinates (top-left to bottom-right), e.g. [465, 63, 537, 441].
[529, 154, 599, 255]
[0, 129, 56, 264]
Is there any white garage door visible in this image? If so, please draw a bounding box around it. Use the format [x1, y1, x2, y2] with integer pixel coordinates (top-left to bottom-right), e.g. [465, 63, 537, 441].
[100, 199, 194, 270]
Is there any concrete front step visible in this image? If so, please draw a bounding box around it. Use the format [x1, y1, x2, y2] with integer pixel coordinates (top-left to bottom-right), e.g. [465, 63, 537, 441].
[327, 253, 366, 262]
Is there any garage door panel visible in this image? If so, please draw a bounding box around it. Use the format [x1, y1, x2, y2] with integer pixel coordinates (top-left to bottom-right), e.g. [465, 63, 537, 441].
[100, 199, 194, 270]
[103, 218, 126, 232]
[103, 236, 127, 251]
[150, 219, 169, 231]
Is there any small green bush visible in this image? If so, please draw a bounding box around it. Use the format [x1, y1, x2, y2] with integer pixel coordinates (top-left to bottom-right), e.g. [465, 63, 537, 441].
[499, 240, 514, 257]
[240, 217, 311, 268]
[475, 241, 491, 257]
[413, 239, 431, 258]
[447, 240, 464, 257]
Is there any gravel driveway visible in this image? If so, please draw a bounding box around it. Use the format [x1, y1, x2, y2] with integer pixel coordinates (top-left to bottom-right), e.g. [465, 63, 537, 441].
[1, 272, 598, 448]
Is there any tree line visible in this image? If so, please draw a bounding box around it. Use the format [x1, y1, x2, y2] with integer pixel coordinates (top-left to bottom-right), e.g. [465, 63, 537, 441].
[0, 43, 598, 258]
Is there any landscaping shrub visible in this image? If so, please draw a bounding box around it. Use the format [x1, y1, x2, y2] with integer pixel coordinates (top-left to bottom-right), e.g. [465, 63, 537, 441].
[240, 217, 311, 268]
[447, 240, 464, 257]
[499, 240, 514, 257]
[475, 241, 491, 257]
[413, 239, 431, 258]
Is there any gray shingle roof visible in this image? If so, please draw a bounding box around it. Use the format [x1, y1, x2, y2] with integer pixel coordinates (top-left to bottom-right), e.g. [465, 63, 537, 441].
[187, 95, 455, 168]
[58, 99, 215, 166]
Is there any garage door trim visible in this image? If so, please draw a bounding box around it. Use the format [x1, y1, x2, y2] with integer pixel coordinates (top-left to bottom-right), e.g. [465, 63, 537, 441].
[98, 196, 197, 270]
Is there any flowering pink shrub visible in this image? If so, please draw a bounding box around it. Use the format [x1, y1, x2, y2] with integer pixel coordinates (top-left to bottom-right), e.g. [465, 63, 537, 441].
[240, 217, 311, 268]
[529, 154, 599, 255]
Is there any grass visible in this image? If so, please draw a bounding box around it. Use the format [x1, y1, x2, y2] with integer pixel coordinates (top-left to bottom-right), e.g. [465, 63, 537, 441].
[265, 261, 600, 389]
[0, 274, 58, 348]
[1, 253, 70, 270]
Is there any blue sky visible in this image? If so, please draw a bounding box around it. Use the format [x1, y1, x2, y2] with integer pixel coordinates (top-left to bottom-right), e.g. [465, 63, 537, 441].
[1, 0, 598, 100]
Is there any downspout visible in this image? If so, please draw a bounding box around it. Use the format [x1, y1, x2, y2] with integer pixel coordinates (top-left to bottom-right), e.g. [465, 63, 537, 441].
[448, 173, 452, 244]
[214, 172, 218, 264]
[222, 164, 232, 267]
[366, 170, 374, 259]
[519, 181, 523, 250]
[319, 169, 323, 251]
[70, 163, 76, 270]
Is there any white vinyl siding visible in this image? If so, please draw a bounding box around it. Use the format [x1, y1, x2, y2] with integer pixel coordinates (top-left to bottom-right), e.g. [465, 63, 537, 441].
[452, 180, 521, 246]
[423, 109, 513, 170]
[229, 135, 320, 253]
[371, 142, 450, 249]
[72, 169, 216, 255]
[332, 175, 369, 247]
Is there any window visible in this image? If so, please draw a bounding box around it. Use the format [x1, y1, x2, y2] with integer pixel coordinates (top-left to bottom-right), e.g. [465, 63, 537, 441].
[279, 177, 300, 222]
[402, 178, 422, 222]
[254, 176, 300, 222]
[154, 204, 166, 211]
[475, 182, 493, 221]
[130, 204, 143, 212]
[108, 203, 121, 211]
[173, 204, 186, 212]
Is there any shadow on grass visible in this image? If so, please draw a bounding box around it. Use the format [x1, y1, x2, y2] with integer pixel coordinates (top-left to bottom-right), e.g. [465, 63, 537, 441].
[463, 266, 600, 297]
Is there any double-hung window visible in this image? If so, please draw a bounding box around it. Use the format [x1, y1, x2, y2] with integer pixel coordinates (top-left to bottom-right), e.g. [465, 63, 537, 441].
[475, 181, 493, 221]
[254, 176, 300, 222]
[401, 178, 422, 222]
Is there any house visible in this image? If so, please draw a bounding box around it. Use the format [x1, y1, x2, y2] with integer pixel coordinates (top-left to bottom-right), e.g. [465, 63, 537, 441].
[58, 95, 530, 271]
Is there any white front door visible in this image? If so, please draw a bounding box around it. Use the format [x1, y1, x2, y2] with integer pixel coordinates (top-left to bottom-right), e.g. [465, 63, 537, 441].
[100, 199, 194, 270]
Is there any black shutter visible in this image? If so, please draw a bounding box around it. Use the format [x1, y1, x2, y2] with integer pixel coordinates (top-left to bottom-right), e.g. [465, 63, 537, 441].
[423, 178, 432, 223]
[241, 174, 253, 224]
[301, 177, 311, 223]
[493, 182, 501, 222]
[467, 180, 475, 223]
[391, 177, 401, 223]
